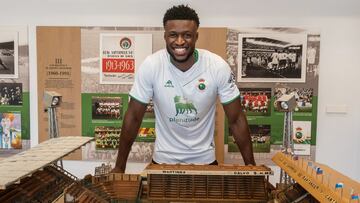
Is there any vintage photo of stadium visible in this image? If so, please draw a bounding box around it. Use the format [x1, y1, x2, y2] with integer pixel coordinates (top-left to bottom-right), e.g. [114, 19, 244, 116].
[238, 33, 307, 83]
[0, 31, 18, 78]
[92, 96, 122, 120]
[239, 88, 271, 116]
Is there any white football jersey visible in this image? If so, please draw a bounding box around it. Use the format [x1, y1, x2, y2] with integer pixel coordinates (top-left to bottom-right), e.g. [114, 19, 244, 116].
[130, 49, 239, 164]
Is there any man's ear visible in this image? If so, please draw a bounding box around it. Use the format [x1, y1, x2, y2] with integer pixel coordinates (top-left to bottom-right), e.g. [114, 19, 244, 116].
[195, 31, 199, 41]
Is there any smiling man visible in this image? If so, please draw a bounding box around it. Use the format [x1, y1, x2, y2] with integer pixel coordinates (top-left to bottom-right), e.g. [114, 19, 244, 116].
[113, 5, 255, 173]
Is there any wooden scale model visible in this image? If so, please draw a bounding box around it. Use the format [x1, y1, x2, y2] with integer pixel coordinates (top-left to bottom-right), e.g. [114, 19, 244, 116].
[1, 137, 360, 203]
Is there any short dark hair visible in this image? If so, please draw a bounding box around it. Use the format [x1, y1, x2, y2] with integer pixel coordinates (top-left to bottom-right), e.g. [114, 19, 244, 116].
[163, 5, 200, 27]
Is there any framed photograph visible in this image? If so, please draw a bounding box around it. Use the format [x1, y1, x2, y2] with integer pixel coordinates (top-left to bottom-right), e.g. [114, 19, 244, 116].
[94, 126, 120, 149]
[238, 33, 307, 83]
[0, 83, 22, 106]
[228, 124, 271, 153]
[92, 96, 123, 120]
[239, 88, 271, 116]
[0, 112, 22, 149]
[274, 88, 313, 113]
[0, 31, 18, 78]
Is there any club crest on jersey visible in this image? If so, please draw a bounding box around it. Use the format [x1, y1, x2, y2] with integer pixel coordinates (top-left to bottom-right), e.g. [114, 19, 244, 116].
[197, 78, 207, 91]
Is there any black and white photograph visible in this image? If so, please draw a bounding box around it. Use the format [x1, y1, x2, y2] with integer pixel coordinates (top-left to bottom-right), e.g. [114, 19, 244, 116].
[92, 96, 123, 120]
[0, 83, 22, 105]
[238, 33, 307, 83]
[239, 88, 271, 116]
[0, 31, 18, 78]
[306, 34, 321, 78]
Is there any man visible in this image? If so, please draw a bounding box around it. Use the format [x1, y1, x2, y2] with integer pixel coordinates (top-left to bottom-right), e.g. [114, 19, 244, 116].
[113, 5, 255, 173]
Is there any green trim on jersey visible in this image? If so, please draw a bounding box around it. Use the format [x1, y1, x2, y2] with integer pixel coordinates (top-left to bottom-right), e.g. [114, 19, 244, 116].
[221, 94, 240, 105]
[194, 49, 199, 63]
[129, 94, 148, 105]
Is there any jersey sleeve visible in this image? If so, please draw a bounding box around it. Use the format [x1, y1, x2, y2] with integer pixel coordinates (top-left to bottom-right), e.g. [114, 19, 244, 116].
[129, 56, 154, 104]
[216, 60, 240, 104]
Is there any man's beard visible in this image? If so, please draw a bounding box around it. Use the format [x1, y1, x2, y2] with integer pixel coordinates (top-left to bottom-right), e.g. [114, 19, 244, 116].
[166, 46, 194, 63]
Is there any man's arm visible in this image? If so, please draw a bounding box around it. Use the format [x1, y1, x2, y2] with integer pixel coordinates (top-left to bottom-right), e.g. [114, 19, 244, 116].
[112, 98, 147, 173]
[223, 98, 256, 165]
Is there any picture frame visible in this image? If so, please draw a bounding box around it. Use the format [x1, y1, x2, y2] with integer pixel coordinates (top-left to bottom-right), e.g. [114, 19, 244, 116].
[238, 33, 307, 83]
[0, 112, 22, 149]
[0, 83, 22, 106]
[91, 96, 123, 120]
[239, 88, 271, 116]
[0, 31, 18, 78]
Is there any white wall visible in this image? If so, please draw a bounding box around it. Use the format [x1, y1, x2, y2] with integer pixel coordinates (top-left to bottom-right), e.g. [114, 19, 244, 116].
[1, 0, 359, 181]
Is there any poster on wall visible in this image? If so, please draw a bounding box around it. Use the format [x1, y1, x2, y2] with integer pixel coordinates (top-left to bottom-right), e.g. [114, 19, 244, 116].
[225, 27, 320, 164]
[0, 112, 22, 149]
[0, 31, 18, 78]
[0, 26, 30, 150]
[99, 33, 152, 84]
[292, 121, 311, 155]
[37, 27, 82, 143]
[237, 33, 307, 83]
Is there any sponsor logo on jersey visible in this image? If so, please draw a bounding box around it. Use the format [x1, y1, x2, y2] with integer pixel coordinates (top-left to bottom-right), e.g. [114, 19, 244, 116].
[164, 80, 174, 88]
[173, 96, 197, 116]
[169, 96, 199, 124]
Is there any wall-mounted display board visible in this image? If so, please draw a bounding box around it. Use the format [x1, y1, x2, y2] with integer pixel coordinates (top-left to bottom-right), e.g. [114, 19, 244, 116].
[36, 26, 319, 166]
[80, 27, 227, 163]
[81, 93, 128, 137]
[80, 27, 158, 162]
[37, 27, 82, 143]
[225, 27, 320, 165]
[0, 26, 30, 153]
